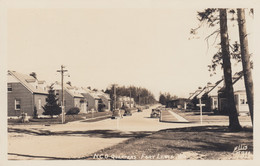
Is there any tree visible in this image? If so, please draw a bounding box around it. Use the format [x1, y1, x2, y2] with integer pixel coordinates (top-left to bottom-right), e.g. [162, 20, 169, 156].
[66, 107, 80, 116]
[159, 93, 167, 105]
[30, 72, 37, 79]
[192, 9, 242, 131]
[237, 8, 254, 125]
[42, 84, 62, 118]
[218, 9, 241, 131]
[33, 106, 38, 119]
[66, 81, 72, 86]
[105, 84, 157, 107]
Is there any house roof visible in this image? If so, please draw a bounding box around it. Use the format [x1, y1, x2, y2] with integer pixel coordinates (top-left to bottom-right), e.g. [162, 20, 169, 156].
[66, 85, 84, 98]
[188, 93, 195, 99]
[38, 80, 46, 84]
[197, 83, 216, 98]
[205, 79, 224, 96]
[218, 72, 243, 92]
[81, 88, 101, 99]
[167, 98, 189, 103]
[97, 92, 111, 101]
[188, 88, 204, 99]
[196, 87, 207, 98]
[8, 70, 48, 95]
[53, 82, 84, 98]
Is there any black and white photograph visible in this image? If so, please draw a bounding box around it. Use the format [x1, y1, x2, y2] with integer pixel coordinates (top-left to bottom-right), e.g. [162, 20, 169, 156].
[0, 0, 259, 165]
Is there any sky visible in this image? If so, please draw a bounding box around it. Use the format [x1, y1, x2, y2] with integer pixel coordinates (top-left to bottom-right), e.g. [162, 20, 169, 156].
[7, 3, 254, 99]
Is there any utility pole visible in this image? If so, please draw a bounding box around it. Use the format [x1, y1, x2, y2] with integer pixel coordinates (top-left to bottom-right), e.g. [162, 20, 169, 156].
[138, 93, 140, 105]
[113, 84, 117, 110]
[129, 89, 131, 108]
[57, 65, 68, 124]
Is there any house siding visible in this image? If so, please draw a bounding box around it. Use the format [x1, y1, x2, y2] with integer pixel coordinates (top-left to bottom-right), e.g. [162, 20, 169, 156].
[34, 94, 47, 116]
[82, 93, 98, 111]
[64, 90, 74, 113]
[99, 95, 111, 111]
[8, 82, 33, 116]
[234, 91, 249, 114]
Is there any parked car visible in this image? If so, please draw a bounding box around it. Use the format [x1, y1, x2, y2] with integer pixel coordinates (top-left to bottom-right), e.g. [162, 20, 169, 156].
[137, 107, 143, 112]
[123, 108, 132, 116]
[144, 105, 150, 109]
[150, 109, 160, 118]
[111, 109, 124, 119]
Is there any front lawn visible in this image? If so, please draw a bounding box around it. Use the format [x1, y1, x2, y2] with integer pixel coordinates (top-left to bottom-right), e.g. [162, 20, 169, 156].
[8, 111, 112, 125]
[171, 109, 251, 123]
[88, 125, 253, 160]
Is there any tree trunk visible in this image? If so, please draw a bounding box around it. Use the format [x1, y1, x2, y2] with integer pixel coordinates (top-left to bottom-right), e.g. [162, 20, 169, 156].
[237, 8, 254, 125]
[219, 9, 242, 131]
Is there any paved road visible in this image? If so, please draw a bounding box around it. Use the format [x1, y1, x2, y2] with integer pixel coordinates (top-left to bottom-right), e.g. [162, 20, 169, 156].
[8, 104, 158, 160]
[8, 105, 251, 160]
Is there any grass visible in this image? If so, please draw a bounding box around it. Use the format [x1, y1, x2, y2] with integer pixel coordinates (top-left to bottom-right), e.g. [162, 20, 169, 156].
[170, 109, 251, 123]
[88, 125, 253, 160]
[8, 111, 113, 125]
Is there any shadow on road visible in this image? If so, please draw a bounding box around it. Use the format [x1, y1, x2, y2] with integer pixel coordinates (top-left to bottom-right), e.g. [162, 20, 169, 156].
[8, 153, 74, 160]
[8, 152, 126, 160]
[159, 125, 253, 133]
[159, 120, 192, 124]
[8, 128, 154, 138]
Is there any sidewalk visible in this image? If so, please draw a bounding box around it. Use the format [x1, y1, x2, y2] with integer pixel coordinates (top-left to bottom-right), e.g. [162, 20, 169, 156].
[160, 109, 189, 123]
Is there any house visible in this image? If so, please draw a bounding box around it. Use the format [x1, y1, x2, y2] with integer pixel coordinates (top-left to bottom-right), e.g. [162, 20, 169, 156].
[166, 98, 190, 109]
[117, 96, 135, 108]
[188, 87, 204, 100]
[96, 91, 111, 111]
[218, 72, 249, 115]
[52, 82, 87, 113]
[81, 88, 103, 111]
[188, 87, 204, 109]
[196, 82, 217, 112]
[7, 70, 48, 117]
[202, 79, 224, 112]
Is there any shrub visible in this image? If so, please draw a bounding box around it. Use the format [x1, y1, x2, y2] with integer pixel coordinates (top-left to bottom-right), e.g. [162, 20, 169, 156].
[98, 103, 106, 112]
[33, 106, 38, 119]
[42, 85, 62, 118]
[66, 107, 80, 115]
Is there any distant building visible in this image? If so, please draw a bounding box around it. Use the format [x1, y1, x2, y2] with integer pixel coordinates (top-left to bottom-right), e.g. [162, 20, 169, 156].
[7, 71, 48, 117]
[81, 88, 111, 112]
[196, 82, 217, 112]
[80, 88, 101, 112]
[117, 96, 135, 108]
[188, 87, 204, 110]
[203, 79, 224, 112]
[218, 73, 249, 115]
[97, 91, 111, 111]
[166, 98, 189, 109]
[52, 82, 87, 113]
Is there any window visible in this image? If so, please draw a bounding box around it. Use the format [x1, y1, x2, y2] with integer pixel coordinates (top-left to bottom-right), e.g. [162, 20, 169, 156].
[8, 84, 12, 92]
[15, 99, 21, 110]
[38, 99, 42, 109]
[240, 94, 247, 105]
[234, 95, 239, 105]
[213, 99, 218, 107]
[240, 99, 246, 104]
